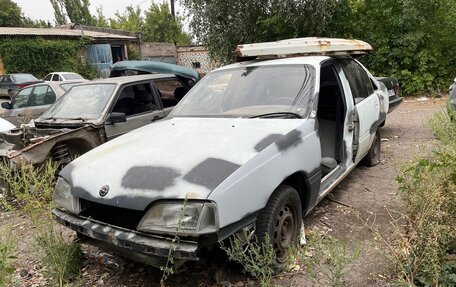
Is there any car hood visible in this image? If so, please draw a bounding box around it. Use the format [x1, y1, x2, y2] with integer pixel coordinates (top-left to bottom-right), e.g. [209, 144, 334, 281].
[61, 117, 305, 211]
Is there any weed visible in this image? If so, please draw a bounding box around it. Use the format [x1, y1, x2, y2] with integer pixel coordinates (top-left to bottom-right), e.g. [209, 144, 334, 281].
[301, 230, 361, 287]
[35, 225, 82, 287]
[0, 161, 57, 222]
[221, 231, 276, 287]
[0, 224, 16, 287]
[160, 197, 189, 286]
[393, 110, 456, 286]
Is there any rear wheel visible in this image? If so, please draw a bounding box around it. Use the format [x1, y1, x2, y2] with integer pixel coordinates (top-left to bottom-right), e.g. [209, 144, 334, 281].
[362, 129, 381, 167]
[256, 185, 302, 273]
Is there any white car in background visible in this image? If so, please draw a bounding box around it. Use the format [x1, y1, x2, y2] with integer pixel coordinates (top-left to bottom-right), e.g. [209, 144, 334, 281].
[44, 72, 85, 82]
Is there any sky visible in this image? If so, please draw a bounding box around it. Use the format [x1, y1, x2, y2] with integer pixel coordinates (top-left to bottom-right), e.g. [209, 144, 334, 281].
[13, 0, 184, 24]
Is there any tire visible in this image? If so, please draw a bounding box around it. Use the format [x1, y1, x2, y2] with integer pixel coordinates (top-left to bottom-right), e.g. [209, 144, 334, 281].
[361, 129, 381, 167]
[256, 185, 302, 273]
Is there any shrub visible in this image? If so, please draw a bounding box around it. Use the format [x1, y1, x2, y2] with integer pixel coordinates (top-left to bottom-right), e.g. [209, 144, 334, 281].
[0, 224, 16, 287]
[396, 111, 456, 286]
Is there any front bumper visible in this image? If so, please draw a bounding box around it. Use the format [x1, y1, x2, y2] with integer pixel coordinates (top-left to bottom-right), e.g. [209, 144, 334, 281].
[52, 208, 199, 262]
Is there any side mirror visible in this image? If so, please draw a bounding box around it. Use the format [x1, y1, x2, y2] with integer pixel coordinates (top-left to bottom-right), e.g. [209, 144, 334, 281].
[108, 112, 126, 124]
[1, 102, 11, 109]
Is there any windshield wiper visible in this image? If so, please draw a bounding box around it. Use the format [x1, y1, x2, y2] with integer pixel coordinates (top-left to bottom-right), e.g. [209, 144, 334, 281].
[250, 112, 303, 119]
[59, 117, 87, 123]
[37, 117, 56, 121]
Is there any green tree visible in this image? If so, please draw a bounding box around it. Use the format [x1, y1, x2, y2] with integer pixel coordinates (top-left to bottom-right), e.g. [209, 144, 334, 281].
[0, 0, 23, 27]
[142, 2, 191, 45]
[181, 0, 338, 63]
[109, 5, 143, 32]
[49, 0, 94, 25]
[93, 5, 109, 28]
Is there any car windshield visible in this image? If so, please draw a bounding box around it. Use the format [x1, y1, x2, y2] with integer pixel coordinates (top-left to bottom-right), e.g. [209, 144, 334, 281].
[41, 84, 116, 120]
[62, 73, 84, 80]
[12, 74, 38, 82]
[59, 82, 83, 91]
[170, 65, 315, 118]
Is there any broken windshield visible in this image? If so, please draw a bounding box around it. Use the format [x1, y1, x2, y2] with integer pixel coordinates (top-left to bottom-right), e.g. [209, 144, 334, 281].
[40, 84, 116, 120]
[170, 65, 315, 118]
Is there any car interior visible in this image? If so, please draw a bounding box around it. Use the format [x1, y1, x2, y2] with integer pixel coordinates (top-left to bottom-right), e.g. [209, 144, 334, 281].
[317, 64, 346, 177]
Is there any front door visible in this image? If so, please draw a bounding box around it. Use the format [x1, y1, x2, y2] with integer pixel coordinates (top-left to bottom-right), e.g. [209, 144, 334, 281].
[339, 59, 379, 162]
[104, 81, 165, 140]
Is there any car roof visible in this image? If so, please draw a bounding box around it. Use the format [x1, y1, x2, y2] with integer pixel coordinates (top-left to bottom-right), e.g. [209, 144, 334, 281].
[110, 61, 200, 81]
[235, 37, 372, 61]
[76, 74, 177, 85]
[217, 56, 331, 71]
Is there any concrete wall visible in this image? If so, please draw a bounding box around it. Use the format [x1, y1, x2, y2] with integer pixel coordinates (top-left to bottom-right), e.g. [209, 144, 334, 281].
[140, 42, 176, 64]
[177, 46, 218, 76]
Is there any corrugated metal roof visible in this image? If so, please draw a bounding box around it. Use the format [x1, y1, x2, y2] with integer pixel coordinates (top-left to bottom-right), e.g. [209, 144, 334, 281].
[0, 27, 137, 40]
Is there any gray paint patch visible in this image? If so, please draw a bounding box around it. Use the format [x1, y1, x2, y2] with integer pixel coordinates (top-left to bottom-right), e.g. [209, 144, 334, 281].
[275, 129, 302, 151]
[184, 158, 241, 190]
[254, 134, 283, 152]
[121, 166, 181, 191]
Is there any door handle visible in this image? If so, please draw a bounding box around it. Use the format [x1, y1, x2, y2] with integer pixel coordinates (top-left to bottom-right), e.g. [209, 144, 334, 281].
[18, 114, 23, 117]
[151, 116, 161, 122]
[347, 123, 354, 132]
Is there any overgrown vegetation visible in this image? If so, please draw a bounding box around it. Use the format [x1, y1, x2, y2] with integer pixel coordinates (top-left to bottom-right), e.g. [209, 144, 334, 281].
[221, 231, 276, 287]
[301, 230, 361, 287]
[0, 162, 82, 286]
[0, 37, 96, 79]
[395, 110, 456, 286]
[0, 224, 16, 287]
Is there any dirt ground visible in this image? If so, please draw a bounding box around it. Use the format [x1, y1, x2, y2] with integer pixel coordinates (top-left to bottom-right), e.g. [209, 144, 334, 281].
[0, 97, 446, 287]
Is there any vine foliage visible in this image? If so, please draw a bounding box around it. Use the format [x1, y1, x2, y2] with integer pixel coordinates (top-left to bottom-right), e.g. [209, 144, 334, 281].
[0, 36, 96, 79]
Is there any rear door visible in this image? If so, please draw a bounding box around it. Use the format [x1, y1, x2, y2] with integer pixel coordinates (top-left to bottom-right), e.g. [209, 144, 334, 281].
[104, 81, 165, 140]
[339, 58, 380, 162]
[3, 86, 33, 126]
[27, 84, 56, 118]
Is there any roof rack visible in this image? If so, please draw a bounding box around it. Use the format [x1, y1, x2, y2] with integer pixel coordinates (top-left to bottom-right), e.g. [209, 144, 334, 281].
[235, 37, 372, 62]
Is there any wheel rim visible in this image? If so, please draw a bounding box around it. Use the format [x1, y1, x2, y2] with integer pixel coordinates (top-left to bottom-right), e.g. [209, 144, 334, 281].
[273, 201, 298, 263]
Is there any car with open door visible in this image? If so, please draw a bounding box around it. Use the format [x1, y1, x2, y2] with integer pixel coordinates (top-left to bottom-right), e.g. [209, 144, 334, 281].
[51, 38, 389, 272]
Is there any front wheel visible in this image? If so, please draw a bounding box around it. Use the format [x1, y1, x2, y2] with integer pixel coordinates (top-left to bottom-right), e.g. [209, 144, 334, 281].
[256, 185, 302, 273]
[361, 129, 381, 167]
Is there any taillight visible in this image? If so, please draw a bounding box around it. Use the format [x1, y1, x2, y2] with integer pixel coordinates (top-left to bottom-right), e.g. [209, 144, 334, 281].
[17, 84, 28, 89]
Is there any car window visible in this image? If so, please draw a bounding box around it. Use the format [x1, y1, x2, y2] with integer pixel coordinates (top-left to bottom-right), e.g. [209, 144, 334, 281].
[0, 76, 3, 82]
[112, 83, 156, 117]
[44, 86, 57, 104]
[29, 85, 49, 106]
[11, 87, 32, 109]
[62, 73, 84, 80]
[11, 74, 38, 82]
[44, 74, 52, 81]
[59, 82, 81, 91]
[51, 74, 60, 81]
[171, 65, 316, 118]
[3, 76, 11, 82]
[42, 84, 116, 120]
[339, 59, 374, 103]
[154, 79, 186, 108]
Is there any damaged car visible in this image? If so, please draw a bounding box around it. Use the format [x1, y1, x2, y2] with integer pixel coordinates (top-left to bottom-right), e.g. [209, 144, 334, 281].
[0, 73, 194, 168]
[52, 38, 389, 271]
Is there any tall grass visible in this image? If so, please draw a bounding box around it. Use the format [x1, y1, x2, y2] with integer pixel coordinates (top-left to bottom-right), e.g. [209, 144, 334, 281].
[396, 110, 456, 286]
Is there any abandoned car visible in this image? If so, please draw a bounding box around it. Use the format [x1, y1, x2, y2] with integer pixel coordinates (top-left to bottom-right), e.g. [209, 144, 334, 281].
[0, 73, 194, 168]
[53, 38, 389, 271]
[0, 81, 84, 127]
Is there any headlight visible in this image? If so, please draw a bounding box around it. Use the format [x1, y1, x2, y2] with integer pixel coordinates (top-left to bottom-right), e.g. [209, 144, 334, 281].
[53, 177, 80, 214]
[137, 201, 218, 236]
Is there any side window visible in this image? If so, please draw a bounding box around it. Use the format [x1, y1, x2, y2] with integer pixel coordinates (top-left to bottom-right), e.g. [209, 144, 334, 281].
[154, 79, 188, 108]
[45, 86, 57, 104]
[52, 74, 60, 81]
[112, 83, 156, 117]
[11, 87, 32, 109]
[4, 75, 11, 83]
[29, 85, 48, 106]
[339, 59, 374, 103]
[44, 74, 52, 81]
